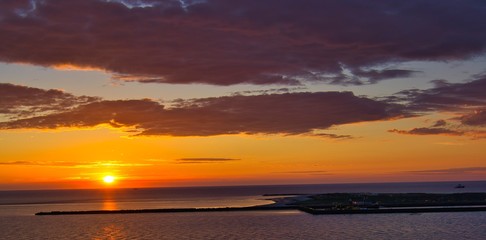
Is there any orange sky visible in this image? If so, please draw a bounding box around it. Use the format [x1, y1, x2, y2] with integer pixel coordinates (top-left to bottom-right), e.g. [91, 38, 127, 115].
[1, 114, 485, 190]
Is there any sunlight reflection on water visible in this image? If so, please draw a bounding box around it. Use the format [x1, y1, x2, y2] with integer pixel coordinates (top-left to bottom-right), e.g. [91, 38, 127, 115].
[102, 200, 118, 211]
[93, 224, 126, 240]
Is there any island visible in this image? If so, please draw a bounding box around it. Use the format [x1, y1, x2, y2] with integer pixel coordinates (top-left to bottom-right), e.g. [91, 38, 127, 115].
[35, 192, 486, 216]
[288, 192, 486, 215]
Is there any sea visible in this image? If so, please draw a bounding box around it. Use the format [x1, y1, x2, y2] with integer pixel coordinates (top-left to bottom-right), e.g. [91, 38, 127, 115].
[1, 181, 485, 240]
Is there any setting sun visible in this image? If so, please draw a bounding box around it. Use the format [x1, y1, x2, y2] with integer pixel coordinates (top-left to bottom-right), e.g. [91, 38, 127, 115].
[103, 176, 115, 184]
[2, 1, 486, 239]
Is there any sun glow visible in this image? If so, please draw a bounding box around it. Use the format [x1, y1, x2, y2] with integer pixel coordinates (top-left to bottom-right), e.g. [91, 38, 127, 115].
[103, 175, 115, 184]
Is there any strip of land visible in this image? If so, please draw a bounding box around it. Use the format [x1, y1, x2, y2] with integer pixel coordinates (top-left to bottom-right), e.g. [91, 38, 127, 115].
[35, 206, 296, 215]
[35, 192, 486, 216]
[299, 206, 486, 215]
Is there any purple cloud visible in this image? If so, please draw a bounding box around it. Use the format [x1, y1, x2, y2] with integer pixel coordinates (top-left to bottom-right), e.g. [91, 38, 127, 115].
[388, 75, 486, 137]
[1, 0, 485, 85]
[396, 76, 486, 112]
[460, 109, 486, 126]
[0, 90, 403, 137]
[432, 120, 447, 127]
[352, 69, 419, 84]
[0, 83, 99, 119]
[310, 133, 354, 139]
[388, 127, 463, 136]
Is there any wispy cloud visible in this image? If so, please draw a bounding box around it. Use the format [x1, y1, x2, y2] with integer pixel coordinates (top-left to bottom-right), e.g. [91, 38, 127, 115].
[388, 127, 464, 136]
[0, 83, 99, 119]
[175, 158, 240, 164]
[0, 161, 36, 165]
[231, 87, 307, 96]
[274, 170, 330, 175]
[407, 167, 486, 175]
[395, 76, 486, 112]
[388, 76, 486, 138]
[310, 133, 354, 140]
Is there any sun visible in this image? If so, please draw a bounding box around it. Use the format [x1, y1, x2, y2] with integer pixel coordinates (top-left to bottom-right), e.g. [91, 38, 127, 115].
[103, 175, 115, 184]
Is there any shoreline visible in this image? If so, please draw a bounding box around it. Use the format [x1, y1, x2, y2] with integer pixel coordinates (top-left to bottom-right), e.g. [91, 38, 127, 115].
[35, 205, 486, 216]
[299, 206, 486, 215]
[35, 192, 486, 216]
[35, 205, 297, 215]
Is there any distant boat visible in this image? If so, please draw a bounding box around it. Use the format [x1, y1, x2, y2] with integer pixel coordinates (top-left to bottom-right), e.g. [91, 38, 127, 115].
[455, 184, 465, 189]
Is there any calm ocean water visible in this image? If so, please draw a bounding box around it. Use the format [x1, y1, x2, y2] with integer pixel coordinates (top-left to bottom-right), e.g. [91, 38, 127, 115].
[1, 181, 485, 239]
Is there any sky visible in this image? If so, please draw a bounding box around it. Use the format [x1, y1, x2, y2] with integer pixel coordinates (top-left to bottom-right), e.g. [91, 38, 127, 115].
[1, 0, 486, 190]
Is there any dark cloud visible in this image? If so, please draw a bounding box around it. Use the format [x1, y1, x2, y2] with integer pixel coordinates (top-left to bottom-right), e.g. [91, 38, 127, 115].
[309, 133, 353, 139]
[388, 75, 486, 137]
[1, 0, 485, 85]
[429, 79, 451, 88]
[432, 119, 447, 127]
[388, 122, 486, 139]
[320, 68, 418, 85]
[121, 92, 403, 136]
[0, 99, 162, 129]
[231, 87, 307, 96]
[274, 170, 330, 175]
[175, 158, 240, 164]
[460, 109, 486, 126]
[388, 127, 463, 136]
[407, 167, 486, 175]
[0, 91, 403, 137]
[387, 75, 486, 138]
[396, 76, 486, 112]
[0, 83, 99, 119]
[352, 69, 418, 84]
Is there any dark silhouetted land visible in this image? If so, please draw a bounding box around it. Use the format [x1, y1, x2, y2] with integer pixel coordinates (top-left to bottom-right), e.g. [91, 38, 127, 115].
[36, 192, 486, 216]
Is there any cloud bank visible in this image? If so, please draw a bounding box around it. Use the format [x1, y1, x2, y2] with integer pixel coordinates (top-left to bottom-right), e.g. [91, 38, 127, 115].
[388, 75, 486, 137]
[1, 0, 486, 85]
[0, 85, 403, 137]
[3, 75, 486, 138]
